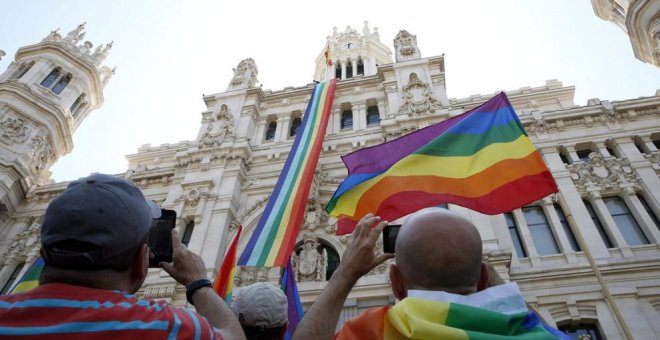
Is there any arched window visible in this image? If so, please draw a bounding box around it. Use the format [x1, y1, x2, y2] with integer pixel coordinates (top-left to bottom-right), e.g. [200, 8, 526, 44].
[52, 73, 71, 94]
[335, 62, 341, 80]
[265, 121, 277, 141]
[70, 93, 86, 115]
[345, 60, 353, 78]
[40, 67, 61, 88]
[290, 117, 301, 137]
[356, 58, 364, 75]
[11, 61, 35, 80]
[366, 105, 380, 125]
[341, 110, 353, 130]
[181, 221, 195, 247]
[1, 262, 25, 295]
[320, 243, 339, 280]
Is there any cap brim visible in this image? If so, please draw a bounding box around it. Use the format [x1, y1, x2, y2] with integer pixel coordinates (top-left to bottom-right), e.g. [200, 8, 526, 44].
[146, 200, 162, 219]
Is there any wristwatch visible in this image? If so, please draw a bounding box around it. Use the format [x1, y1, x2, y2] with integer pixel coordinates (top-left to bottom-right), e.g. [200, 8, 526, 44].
[185, 278, 213, 305]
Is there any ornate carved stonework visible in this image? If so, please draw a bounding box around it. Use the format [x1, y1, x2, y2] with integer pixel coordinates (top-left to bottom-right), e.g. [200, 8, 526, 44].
[198, 104, 235, 148]
[303, 168, 332, 233]
[234, 266, 270, 287]
[292, 232, 327, 282]
[527, 110, 549, 135]
[228, 58, 259, 90]
[382, 125, 419, 142]
[29, 135, 53, 173]
[567, 152, 640, 195]
[398, 73, 441, 116]
[393, 30, 421, 62]
[0, 117, 29, 143]
[0, 221, 41, 268]
[175, 188, 216, 208]
[235, 195, 270, 225]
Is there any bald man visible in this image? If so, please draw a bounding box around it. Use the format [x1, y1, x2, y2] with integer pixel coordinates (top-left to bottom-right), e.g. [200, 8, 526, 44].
[293, 208, 569, 339]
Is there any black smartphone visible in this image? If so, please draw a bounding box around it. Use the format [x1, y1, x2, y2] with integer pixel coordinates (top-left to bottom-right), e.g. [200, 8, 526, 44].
[382, 224, 401, 254]
[147, 209, 176, 267]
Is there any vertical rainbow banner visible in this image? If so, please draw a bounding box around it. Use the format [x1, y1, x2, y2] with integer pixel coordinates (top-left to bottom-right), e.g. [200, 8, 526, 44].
[213, 225, 242, 304]
[239, 80, 336, 267]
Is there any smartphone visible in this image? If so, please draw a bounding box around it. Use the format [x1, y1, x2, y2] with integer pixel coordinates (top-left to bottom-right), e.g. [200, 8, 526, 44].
[382, 224, 401, 254]
[147, 209, 176, 267]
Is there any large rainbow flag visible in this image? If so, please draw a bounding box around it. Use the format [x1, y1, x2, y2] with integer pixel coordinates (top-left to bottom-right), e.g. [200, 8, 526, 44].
[8, 257, 44, 294]
[327, 92, 558, 234]
[239, 80, 336, 267]
[213, 225, 242, 304]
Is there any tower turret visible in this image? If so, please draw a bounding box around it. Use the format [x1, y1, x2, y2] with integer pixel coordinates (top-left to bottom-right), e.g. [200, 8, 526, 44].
[0, 23, 113, 216]
[314, 21, 393, 82]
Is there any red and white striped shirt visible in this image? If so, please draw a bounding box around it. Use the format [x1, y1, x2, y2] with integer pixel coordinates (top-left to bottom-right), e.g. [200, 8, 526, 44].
[0, 283, 223, 339]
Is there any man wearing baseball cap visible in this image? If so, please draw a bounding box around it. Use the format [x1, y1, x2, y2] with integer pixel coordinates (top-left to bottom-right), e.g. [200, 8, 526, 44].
[0, 174, 245, 339]
[231, 282, 289, 340]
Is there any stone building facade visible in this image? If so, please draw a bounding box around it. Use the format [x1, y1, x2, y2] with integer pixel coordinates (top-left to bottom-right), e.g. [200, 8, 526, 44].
[1, 22, 660, 339]
[591, 0, 660, 67]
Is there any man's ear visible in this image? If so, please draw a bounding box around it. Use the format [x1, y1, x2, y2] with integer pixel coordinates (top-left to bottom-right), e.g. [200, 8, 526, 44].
[389, 263, 407, 300]
[129, 244, 149, 292]
[477, 262, 489, 292]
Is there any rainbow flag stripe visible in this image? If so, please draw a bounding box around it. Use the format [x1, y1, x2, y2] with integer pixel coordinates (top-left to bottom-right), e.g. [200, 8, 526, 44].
[9, 257, 44, 294]
[239, 80, 336, 267]
[334, 298, 569, 339]
[214, 225, 242, 304]
[327, 92, 558, 234]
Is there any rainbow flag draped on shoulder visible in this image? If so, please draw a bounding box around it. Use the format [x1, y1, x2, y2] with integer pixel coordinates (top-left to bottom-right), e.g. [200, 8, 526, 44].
[327, 92, 558, 234]
[239, 80, 336, 267]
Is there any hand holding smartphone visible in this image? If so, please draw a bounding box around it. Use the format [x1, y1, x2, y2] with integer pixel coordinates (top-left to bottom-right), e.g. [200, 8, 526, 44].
[147, 209, 177, 267]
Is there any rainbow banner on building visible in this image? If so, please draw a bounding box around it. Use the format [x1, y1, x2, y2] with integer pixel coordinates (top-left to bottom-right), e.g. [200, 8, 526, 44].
[8, 257, 44, 294]
[327, 92, 558, 234]
[239, 80, 336, 267]
[213, 225, 242, 304]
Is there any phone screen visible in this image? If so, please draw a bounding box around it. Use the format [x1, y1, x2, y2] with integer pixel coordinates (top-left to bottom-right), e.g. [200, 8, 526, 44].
[147, 209, 176, 267]
[382, 224, 401, 254]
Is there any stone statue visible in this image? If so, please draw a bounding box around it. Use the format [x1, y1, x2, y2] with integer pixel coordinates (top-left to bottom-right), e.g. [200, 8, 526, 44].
[93, 41, 113, 63]
[228, 58, 259, 90]
[64, 22, 86, 43]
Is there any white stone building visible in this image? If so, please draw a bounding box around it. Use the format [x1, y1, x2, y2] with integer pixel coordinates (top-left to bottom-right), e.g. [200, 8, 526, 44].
[1, 22, 660, 339]
[591, 0, 660, 67]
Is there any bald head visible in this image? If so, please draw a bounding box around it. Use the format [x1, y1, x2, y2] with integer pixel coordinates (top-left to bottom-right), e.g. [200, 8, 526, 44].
[394, 208, 483, 294]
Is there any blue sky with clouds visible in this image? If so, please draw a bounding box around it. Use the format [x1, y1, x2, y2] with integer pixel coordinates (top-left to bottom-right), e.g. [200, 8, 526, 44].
[0, 0, 658, 182]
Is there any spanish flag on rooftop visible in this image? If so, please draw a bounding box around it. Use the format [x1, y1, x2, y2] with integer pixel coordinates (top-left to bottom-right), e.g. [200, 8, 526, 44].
[327, 92, 558, 234]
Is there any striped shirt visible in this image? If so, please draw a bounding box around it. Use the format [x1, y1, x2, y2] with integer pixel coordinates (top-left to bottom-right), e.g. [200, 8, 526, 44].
[0, 283, 223, 339]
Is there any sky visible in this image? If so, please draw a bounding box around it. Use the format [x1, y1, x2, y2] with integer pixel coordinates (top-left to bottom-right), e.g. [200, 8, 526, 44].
[0, 0, 658, 182]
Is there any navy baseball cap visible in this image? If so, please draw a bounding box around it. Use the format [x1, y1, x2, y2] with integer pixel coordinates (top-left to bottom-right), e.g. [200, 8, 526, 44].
[41, 174, 161, 268]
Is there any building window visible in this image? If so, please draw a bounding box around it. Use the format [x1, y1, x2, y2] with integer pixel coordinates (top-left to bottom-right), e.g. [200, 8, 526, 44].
[575, 149, 592, 162]
[341, 110, 353, 130]
[52, 73, 71, 94]
[40, 67, 61, 88]
[652, 135, 660, 150]
[70, 93, 86, 115]
[345, 61, 353, 78]
[366, 105, 380, 125]
[604, 197, 649, 246]
[504, 213, 527, 258]
[181, 221, 195, 247]
[558, 147, 570, 164]
[1, 262, 25, 295]
[290, 117, 301, 137]
[558, 323, 604, 340]
[633, 136, 647, 154]
[356, 58, 364, 75]
[265, 121, 276, 141]
[335, 62, 341, 80]
[555, 204, 580, 251]
[638, 194, 659, 230]
[321, 243, 340, 280]
[605, 141, 617, 158]
[10, 61, 35, 80]
[522, 206, 560, 255]
[583, 200, 614, 248]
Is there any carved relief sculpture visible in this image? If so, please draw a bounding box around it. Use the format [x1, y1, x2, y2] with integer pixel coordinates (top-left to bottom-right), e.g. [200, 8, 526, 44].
[198, 104, 235, 148]
[292, 233, 328, 282]
[0, 117, 29, 143]
[393, 30, 421, 62]
[228, 58, 259, 89]
[398, 72, 441, 116]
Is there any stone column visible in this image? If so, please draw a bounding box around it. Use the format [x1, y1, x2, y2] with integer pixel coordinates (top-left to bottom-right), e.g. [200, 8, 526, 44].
[354, 104, 366, 130]
[255, 120, 266, 144]
[279, 116, 291, 142]
[341, 60, 346, 80]
[564, 145, 580, 163]
[615, 137, 660, 220]
[640, 136, 658, 152]
[512, 209, 539, 264]
[541, 197, 577, 262]
[621, 189, 660, 243]
[351, 59, 357, 78]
